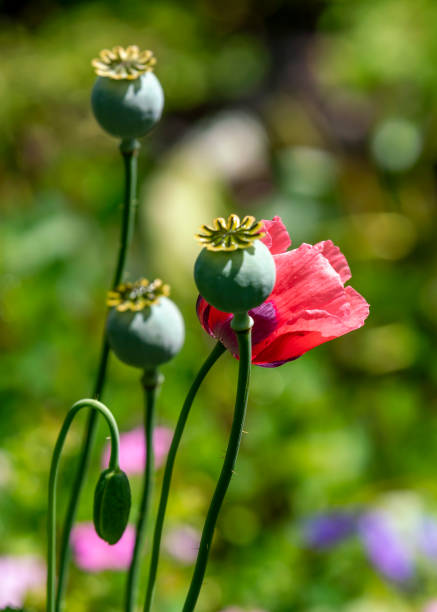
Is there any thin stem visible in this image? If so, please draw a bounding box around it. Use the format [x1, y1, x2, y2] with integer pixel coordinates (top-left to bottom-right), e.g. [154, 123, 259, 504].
[125, 369, 162, 612]
[113, 140, 139, 287]
[182, 319, 252, 612]
[47, 399, 120, 612]
[55, 139, 139, 611]
[143, 341, 226, 612]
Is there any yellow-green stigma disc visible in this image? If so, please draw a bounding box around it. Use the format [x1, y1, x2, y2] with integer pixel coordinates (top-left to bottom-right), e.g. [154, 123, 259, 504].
[92, 45, 156, 80]
[195, 214, 265, 252]
[107, 279, 170, 312]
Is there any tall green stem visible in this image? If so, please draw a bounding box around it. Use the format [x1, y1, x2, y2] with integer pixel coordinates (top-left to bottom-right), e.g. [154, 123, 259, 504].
[112, 139, 140, 288]
[55, 138, 139, 611]
[47, 399, 120, 612]
[182, 314, 252, 612]
[125, 369, 162, 612]
[143, 341, 226, 612]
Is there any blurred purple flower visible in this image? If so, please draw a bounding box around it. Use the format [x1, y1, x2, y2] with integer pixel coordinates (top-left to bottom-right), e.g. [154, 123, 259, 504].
[163, 525, 201, 564]
[418, 516, 437, 560]
[303, 512, 357, 548]
[102, 426, 172, 475]
[303, 504, 423, 584]
[357, 512, 414, 583]
[0, 555, 45, 608]
[71, 522, 135, 572]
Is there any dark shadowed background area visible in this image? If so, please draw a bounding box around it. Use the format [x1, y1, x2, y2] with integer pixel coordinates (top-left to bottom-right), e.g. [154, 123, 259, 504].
[1, 0, 437, 610]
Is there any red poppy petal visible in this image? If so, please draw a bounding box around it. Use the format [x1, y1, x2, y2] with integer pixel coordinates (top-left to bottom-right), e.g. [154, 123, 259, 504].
[250, 246, 369, 364]
[253, 330, 335, 366]
[196, 296, 282, 360]
[196, 296, 214, 337]
[253, 296, 368, 366]
[196, 231, 369, 368]
[250, 300, 280, 344]
[283, 286, 369, 336]
[314, 240, 351, 283]
[270, 244, 347, 325]
[261, 216, 291, 254]
[284, 295, 368, 337]
[343, 286, 370, 329]
[196, 295, 236, 351]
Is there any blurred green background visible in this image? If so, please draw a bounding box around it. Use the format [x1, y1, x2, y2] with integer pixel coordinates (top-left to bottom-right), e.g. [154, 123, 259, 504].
[2, 0, 437, 610]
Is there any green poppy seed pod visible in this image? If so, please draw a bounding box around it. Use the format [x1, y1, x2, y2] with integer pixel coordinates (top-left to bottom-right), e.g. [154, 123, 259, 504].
[93, 468, 131, 545]
[194, 214, 276, 313]
[91, 73, 164, 140]
[106, 279, 184, 369]
[91, 46, 164, 139]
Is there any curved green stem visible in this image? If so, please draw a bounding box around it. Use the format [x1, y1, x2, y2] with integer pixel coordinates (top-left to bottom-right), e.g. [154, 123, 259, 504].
[125, 368, 162, 612]
[55, 138, 139, 611]
[47, 399, 121, 612]
[143, 341, 226, 612]
[182, 316, 252, 612]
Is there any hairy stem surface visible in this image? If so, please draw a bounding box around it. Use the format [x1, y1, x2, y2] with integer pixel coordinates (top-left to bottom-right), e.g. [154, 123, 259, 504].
[182, 320, 252, 612]
[143, 341, 226, 612]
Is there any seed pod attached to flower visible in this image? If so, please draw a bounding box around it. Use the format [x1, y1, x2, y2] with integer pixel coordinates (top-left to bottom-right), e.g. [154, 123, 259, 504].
[93, 468, 131, 545]
[91, 45, 164, 139]
[194, 214, 276, 313]
[106, 278, 185, 369]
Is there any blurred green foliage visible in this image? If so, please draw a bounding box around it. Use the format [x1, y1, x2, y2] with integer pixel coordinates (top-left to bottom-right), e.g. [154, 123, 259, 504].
[2, 0, 437, 610]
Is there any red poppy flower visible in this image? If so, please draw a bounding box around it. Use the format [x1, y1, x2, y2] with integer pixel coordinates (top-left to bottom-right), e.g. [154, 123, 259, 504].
[196, 216, 369, 367]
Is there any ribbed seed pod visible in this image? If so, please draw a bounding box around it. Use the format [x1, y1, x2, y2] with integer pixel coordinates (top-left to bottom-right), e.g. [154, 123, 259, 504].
[91, 46, 164, 139]
[91, 73, 164, 139]
[106, 279, 185, 369]
[194, 214, 276, 313]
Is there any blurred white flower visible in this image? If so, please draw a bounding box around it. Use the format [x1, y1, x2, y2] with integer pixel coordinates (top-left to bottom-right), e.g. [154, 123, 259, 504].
[163, 525, 200, 564]
[0, 555, 45, 608]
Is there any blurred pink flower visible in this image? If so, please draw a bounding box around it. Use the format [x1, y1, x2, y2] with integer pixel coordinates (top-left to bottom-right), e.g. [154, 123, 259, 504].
[71, 522, 135, 572]
[163, 525, 201, 564]
[102, 426, 172, 475]
[423, 603, 437, 612]
[0, 555, 45, 607]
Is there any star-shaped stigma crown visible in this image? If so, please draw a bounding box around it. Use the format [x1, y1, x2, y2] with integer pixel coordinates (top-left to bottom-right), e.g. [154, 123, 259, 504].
[195, 214, 265, 251]
[92, 45, 156, 80]
[107, 279, 170, 312]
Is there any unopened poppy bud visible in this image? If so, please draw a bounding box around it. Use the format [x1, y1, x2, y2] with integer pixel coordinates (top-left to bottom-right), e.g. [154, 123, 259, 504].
[91, 45, 164, 139]
[106, 278, 185, 369]
[93, 468, 131, 545]
[194, 214, 276, 313]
